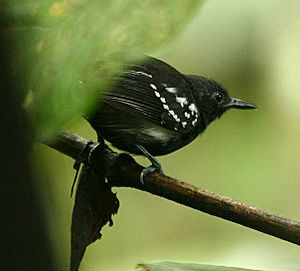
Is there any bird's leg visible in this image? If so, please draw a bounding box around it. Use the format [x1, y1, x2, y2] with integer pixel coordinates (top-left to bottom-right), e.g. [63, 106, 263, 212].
[135, 144, 164, 184]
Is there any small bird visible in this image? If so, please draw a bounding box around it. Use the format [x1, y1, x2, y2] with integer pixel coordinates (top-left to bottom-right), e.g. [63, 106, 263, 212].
[87, 56, 256, 181]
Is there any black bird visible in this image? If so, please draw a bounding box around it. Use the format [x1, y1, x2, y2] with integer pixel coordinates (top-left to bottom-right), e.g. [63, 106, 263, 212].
[87, 56, 256, 181]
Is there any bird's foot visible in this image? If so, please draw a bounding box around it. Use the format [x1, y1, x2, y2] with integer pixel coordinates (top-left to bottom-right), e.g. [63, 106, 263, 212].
[135, 144, 164, 184]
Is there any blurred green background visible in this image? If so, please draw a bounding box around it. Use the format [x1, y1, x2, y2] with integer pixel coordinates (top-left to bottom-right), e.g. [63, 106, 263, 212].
[33, 1, 300, 270]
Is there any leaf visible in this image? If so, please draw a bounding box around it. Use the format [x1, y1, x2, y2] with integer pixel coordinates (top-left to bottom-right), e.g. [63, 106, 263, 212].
[5, 0, 202, 140]
[71, 144, 119, 271]
[136, 262, 264, 271]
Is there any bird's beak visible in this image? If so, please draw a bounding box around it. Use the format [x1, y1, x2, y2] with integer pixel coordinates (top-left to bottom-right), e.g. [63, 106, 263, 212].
[225, 97, 256, 110]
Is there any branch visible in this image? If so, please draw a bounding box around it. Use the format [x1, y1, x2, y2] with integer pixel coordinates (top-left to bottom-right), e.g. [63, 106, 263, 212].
[45, 131, 300, 246]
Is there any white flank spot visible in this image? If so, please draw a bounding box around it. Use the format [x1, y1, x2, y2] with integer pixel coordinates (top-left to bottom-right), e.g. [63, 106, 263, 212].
[182, 121, 187, 128]
[144, 128, 169, 142]
[154, 91, 160, 98]
[150, 83, 157, 90]
[165, 87, 177, 94]
[163, 104, 169, 110]
[184, 112, 190, 119]
[160, 97, 166, 103]
[192, 119, 197, 126]
[188, 103, 197, 113]
[174, 127, 178, 131]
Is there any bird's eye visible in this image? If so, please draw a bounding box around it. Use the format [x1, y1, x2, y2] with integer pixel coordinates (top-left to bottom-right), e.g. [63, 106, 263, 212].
[214, 92, 223, 103]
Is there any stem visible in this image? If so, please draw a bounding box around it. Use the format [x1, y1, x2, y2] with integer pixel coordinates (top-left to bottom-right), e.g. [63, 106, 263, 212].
[44, 131, 300, 246]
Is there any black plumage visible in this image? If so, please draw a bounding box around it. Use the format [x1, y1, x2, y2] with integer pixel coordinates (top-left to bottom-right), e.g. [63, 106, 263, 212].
[87, 56, 256, 158]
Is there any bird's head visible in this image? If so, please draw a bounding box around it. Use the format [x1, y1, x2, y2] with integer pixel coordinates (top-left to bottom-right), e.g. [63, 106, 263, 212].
[187, 75, 256, 126]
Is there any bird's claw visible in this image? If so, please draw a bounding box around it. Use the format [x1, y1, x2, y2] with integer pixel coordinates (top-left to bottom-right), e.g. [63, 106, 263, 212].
[135, 144, 164, 185]
[140, 164, 164, 185]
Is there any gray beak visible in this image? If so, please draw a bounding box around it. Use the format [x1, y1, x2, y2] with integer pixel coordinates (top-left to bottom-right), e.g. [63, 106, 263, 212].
[225, 97, 256, 110]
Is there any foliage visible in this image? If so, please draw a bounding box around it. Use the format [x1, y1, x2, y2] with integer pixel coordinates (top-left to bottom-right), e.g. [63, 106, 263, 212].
[5, 0, 201, 140]
[137, 262, 263, 271]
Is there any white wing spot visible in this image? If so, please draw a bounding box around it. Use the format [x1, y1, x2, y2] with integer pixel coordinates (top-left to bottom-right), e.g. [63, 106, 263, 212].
[185, 112, 190, 119]
[174, 114, 180, 122]
[182, 121, 187, 128]
[126, 70, 153, 78]
[188, 103, 198, 113]
[176, 96, 188, 107]
[150, 83, 157, 90]
[169, 110, 180, 122]
[168, 110, 175, 116]
[163, 104, 169, 110]
[192, 119, 197, 126]
[154, 91, 160, 98]
[165, 87, 177, 94]
[160, 97, 166, 103]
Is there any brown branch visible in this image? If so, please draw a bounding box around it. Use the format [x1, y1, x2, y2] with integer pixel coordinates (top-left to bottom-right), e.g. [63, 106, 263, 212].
[44, 131, 300, 246]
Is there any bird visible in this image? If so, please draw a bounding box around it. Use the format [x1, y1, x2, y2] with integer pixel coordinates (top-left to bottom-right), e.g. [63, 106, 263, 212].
[86, 56, 256, 182]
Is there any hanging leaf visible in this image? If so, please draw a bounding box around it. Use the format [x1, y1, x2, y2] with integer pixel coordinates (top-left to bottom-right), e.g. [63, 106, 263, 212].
[70, 143, 119, 271]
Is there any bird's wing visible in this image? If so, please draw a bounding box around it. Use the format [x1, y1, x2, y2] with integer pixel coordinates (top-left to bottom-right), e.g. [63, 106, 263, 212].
[103, 57, 200, 133]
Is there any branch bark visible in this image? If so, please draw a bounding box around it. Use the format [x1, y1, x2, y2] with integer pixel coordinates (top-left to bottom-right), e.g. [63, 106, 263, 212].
[45, 131, 300, 246]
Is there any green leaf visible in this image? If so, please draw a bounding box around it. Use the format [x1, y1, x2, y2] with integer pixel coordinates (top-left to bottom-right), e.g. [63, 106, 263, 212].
[6, 0, 202, 140]
[136, 262, 264, 271]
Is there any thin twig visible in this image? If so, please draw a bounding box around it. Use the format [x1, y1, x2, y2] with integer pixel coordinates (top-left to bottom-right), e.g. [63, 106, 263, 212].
[44, 131, 300, 246]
